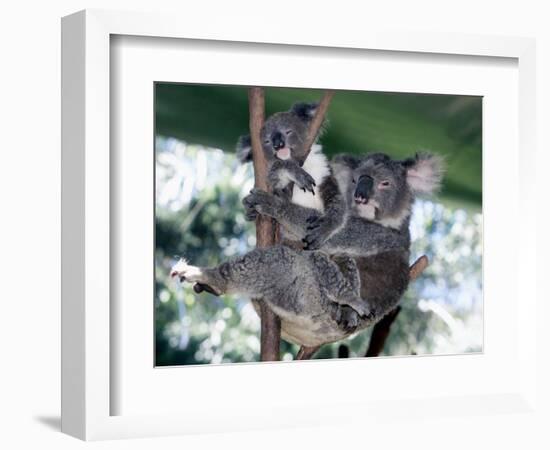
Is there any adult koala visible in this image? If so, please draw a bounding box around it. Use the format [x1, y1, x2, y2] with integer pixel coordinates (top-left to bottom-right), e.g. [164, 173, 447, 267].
[171, 152, 444, 348]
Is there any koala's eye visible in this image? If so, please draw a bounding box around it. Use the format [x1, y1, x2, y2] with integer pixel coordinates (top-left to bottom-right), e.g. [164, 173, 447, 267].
[285, 130, 293, 136]
[379, 180, 391, 188]
[352, 178, 356, 184]
[264, 139, 270, 145]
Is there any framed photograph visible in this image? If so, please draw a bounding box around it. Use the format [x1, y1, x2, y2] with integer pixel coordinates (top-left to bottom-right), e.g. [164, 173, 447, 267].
[61, 9, 537, 440]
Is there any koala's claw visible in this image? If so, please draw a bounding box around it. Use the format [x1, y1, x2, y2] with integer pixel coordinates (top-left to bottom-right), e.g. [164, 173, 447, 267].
[306, 215, 326, 230]
[302, 232, 324, 250]
[193, 282, 221, 296]
[242, 196, 259, 221]
[303, 216, 328, 249]
[245, 210, 259, 221]
[306, 215, 321, 224]
[352, 302, 372, 319]
[306, 222, 321, 231]
[291, 169, 316, 194]
[332, 305, 360, 333]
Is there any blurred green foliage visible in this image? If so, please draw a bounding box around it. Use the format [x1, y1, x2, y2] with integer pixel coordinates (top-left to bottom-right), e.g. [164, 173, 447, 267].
[156, 84, 482, 206]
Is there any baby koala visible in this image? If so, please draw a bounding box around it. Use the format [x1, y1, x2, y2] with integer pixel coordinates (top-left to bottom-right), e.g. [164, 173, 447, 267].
[237, 102, 345, 250]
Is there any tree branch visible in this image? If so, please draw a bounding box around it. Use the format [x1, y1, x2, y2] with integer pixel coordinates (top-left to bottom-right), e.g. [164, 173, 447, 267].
[365, 255, 429, 357]
[365, 306, 402, 357]
[303, 90, 335, 158]
[248, 87, 281, 361]
[409, 255, 429, 282]
[296, 345, 320, 360]
[293, 90, 335, 361]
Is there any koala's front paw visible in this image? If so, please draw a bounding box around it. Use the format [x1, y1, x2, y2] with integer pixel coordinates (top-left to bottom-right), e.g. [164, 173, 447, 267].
[290, 167, 316, 194]
[242, 196, 259, 221]
[303, 215, 330, 250]
[331, 305, 360, 333]
[242, 188, 279, 220]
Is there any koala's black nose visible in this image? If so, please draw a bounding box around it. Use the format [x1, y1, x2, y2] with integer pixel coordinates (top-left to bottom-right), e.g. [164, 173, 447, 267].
[271, 131, 285, 150]
[354, 175, 373, 204]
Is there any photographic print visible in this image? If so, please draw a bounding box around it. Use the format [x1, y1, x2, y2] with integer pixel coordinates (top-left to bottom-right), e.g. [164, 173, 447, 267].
[155, 84, 482, 366]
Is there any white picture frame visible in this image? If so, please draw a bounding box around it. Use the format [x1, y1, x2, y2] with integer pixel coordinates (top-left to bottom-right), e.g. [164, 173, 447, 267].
[61, 9, 537, 441]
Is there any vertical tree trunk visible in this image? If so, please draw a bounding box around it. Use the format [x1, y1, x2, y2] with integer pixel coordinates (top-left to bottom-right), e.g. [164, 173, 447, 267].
[248, 89, 335, 362]
[248, 87, 281, 361]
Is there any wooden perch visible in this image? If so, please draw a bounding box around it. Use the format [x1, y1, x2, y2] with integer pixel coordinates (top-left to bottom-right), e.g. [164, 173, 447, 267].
[248, 87, 281, 361]
[365, 255, 429, 357]
[408, 255, 429, 282]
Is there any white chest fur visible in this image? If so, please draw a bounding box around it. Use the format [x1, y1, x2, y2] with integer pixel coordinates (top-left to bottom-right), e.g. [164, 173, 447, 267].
[291, 145, 330, 212]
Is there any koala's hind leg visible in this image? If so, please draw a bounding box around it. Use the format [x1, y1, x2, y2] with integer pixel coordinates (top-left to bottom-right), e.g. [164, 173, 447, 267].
[171, 246, 310, 316]
[332, 256, 361, 296]
[308, 253, 372, 318]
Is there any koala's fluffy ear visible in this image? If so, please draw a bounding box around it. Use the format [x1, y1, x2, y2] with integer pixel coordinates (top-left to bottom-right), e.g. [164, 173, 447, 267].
[402, 152, 445, 196]
[290, 102, 319, 122]
[236, 134, 252, 163]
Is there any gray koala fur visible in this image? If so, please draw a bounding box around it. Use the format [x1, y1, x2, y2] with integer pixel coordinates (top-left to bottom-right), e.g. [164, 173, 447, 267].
[171, 151, 445, 347]
[237, 102, 345, 250]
